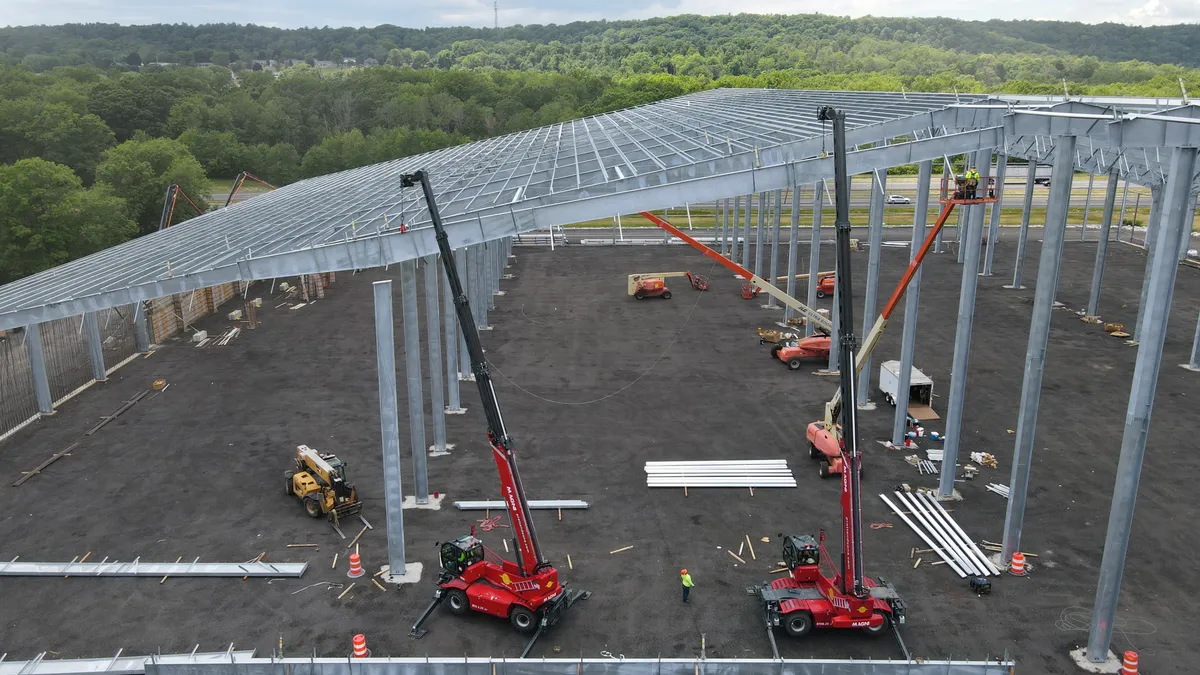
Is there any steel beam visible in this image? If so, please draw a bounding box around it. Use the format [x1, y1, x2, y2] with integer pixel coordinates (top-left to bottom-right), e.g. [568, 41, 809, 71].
[373, 280, 407, 574]
[1087, 172, 1121, 316]
[1000, 136, 1078, 562]
[939, 149, 991, 498]
[766, 189, 782, 308]
[806, 183, 824, 336]
[754, 192, 766, 278]
[785, 187, 800, 324]
[423, 257, 447, 454]
[982, 155, 1007, 276]
[1007, 162, 1038, 290]
[858, 169, 886, 407]
[0, 560, 307, 577]
[731, 195, 740, 262]
[133, 302, 150, 353]
[742, 194, 752, 270]
[400, 260, 429, 503]
[1086, 146, 1199, 664]
[25, 323, 53, 414]
[84, 311, 106, 382]
[454, 500, 590, 510]
[892, 160, 932, 445]
[1134, 186, 1164, 340]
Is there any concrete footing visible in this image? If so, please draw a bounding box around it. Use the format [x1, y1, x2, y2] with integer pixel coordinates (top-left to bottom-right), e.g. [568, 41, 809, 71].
[1069, 648, 1123, 673]
[379, 562, 424, 586]
[402, 494, 446, 510]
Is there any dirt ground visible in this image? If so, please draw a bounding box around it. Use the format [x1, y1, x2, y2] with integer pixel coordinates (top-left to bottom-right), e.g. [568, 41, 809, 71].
[0, 232, 1196, 673]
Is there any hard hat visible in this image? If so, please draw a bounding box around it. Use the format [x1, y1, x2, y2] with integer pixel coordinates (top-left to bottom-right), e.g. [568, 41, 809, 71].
[680, 569, 688, 575]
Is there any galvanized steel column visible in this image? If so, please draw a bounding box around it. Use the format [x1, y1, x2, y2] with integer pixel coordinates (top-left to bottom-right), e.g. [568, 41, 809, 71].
[1185, 312, 1200, 372]
[754, 192, 766, 277]
[806, 183, 824, 337]
[1000, 136, 1077, 562]
[1086, 146, 1199, 664]
[982, 155, 1007, 276]
[372, 280, 407, 571]
[84, 311, 106, 382]
[722, 198, 731, 256]
[785, 186, 800, 324]
[1081, 172, 1095, 241]
[934, 165, 948, 254]
[892, 160, 933, 445]
[400, 260, 429, 503]
[731, 196, 740, 262]
[938, 148, 991, 498]
[1115, 181, 1130, 243]
[1086, 172, 1120, 317]
[458, 248, 471, 381]
[486, 245, 496, 311]
[742, 195, 752, 270]
[857, 169, 886, 407]
[1006, 163, 1038, 290]
[826, 281, 840, 373]
[766, 189, 783, 308]
[1133, 186, 1164, 341]
[957, 152, 976, 264]
[423, 257, 447, 455]
[133, 302, 150, 353]
[443, 251, 464, 412]
[25, 323, 53, 414]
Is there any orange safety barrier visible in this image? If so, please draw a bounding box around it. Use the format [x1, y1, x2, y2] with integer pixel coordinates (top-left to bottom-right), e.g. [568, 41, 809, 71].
[1010, 551, 1027, 576]
[1121, 650, 1138, 675]
[347, 552, 365, 579]
[352, 634, 370, 658]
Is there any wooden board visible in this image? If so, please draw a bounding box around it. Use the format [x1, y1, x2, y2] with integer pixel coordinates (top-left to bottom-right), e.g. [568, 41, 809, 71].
[908, 404, 940, 421]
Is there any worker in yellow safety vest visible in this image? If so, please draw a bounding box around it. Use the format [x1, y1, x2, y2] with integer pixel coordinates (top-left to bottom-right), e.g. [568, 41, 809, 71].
[680, 569, 694, 603]
[965, 167, 980, 199]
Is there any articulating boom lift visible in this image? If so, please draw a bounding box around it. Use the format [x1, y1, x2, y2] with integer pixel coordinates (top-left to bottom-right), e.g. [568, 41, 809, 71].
[402, 170, 589, 657]
[750, 106, 906, 657]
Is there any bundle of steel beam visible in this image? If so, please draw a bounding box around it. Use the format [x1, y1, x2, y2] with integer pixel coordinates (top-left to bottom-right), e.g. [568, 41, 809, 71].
[454, 500, 589, 510]
[0, 557, 307, 577]
[986, 483, 1010, 499]
[879, 492, 1000, 577]
[915, 459, 938, 474]
[645, 460, 796, 488]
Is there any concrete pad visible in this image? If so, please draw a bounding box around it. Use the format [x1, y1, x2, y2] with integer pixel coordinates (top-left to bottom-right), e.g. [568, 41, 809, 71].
[379, 562, 424, 586]
[402, 494, 446, 510]
[1069, 648, 1124, 673]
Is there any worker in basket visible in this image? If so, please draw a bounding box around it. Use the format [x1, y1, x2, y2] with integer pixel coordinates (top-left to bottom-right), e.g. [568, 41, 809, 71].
[953, 176, 966, 200]
[987, 177, 996, 199]
[965, 166, 980, 199]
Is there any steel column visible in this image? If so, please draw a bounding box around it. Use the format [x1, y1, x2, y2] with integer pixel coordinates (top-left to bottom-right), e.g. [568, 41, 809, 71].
[25, 323, 53, 413]
[443, 250, 464, 411]
[1007, 162, 1038, 290]
[806, 183, 824, 336]
[84, 311, 106, 382]
[785, 186, 800, 324]
[1000, 136, 1078, 562]
[957, 153, 975, 264]
[1179, 194, 1198, 261]
[400, 260, 429, 503]
[423, 257, 447, 454]
[1086, 146, 1199, 664]
[1115, 181, 1129, 243]
[939, 149, 991, 498]
[1186, 312, 1200, 371]
[372, 280, 407, 574]
[754, 192, 766, 277]
[1081, 172, 1095, 241]
[857, 169, 887, 406]
[133, 302, 150, 353]
[722, 198, 731, 256]
[934, 166, 949, 253]
[486, 245, 496, 311]
[1134, 186, 1164, 340]
[766, 189, 783, 308]
[742, 194, 752, 270]
[892, 160, 932, 445]
[982, 154, 1007, 276]
[732, 195, 740, 262]
[1086, 172, 1121, 317]
[457, 248, 471, 381]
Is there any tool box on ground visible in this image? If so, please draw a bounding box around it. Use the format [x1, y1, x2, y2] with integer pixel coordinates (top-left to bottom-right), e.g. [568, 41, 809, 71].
[286, 445, 363, 520]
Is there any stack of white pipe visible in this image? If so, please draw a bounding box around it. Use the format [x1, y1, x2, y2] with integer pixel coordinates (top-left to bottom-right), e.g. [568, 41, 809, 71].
[879, 491, 1001, 578]
[986, 483, 1010, 499]
[645, 460, 796, 488]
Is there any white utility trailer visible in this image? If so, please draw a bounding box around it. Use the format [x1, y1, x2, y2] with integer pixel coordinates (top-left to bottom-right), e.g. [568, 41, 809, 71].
[879, 360, 939, 420]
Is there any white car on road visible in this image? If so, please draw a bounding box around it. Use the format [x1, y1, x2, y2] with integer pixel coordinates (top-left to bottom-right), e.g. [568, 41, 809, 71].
[885, 195, 911, 204]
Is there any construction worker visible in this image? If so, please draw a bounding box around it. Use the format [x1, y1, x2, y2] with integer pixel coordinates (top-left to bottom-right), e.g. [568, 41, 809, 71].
[965, 166, 980, 199]
[680, 568, 694, 603]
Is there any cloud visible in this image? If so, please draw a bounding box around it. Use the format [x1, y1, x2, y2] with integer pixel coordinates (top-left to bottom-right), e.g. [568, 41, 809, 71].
[2, 0, 1198, 28]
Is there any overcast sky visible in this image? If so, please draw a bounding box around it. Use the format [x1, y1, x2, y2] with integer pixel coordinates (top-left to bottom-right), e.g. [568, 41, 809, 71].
[3, 0, 1198, 29]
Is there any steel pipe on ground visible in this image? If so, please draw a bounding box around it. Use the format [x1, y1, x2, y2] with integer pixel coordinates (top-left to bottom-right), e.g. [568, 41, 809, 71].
[918, 492, 1002, 575]
[878, 494, 967, 577]
[894, 492, 982, 576]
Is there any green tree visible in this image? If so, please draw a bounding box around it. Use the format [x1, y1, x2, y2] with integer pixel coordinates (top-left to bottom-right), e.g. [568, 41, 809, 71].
[0, 158, 136, 284]
[300, 129, 370, 177]
[125, 51, 142, 67]
[262, 142, 301, 185]
[94, 137, 211, 234]
[27, 104, 116, 184]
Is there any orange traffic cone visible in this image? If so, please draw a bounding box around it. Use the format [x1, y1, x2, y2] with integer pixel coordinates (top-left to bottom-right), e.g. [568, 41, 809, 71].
[352, 634, 370, 658]
[1009, 552, 1027, 576]
[346, 552, 365, 579]
[1121, 651, 1138, 675]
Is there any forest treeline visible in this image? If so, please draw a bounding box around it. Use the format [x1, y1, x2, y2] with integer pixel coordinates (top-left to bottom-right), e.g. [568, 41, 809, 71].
[3, 13, 1199, 285]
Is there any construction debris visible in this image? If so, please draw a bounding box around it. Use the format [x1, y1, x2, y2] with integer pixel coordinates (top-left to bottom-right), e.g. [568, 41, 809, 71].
[986, 483, 1010, 499]
[609, 546, 633, 555]
[85, 390, 149, 436]
[13, 442, 80, 487]
[970, 452, 998, 469]
[727, 550, 746, 564]
[880, 491, 1001, 579]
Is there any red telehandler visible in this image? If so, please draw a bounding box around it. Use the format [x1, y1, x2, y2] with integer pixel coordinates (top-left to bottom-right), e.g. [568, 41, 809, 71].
[749, 106, 907, 659]
[402, 170, 589, 658]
